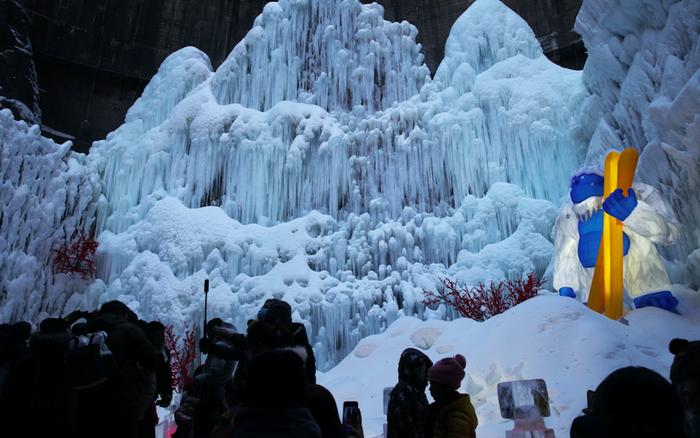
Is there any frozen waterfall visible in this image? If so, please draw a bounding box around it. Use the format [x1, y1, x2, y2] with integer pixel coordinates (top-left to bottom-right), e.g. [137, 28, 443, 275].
[0, 110, 101, 322]
[82, 0, 589, 370]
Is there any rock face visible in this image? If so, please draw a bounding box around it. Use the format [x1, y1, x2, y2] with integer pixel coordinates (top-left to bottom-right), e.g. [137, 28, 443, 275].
[0, 0, 41, 125]
[13, 0, 584, 152]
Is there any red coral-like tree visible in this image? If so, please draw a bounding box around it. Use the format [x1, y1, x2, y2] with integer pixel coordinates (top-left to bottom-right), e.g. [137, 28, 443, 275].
[423, 272, 545, 322]
[165, 323, 197, 392]
[52, 232, 98, 279]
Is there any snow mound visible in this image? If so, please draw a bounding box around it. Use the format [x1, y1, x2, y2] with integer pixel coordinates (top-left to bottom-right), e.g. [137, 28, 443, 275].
[320, 295, 700, 437]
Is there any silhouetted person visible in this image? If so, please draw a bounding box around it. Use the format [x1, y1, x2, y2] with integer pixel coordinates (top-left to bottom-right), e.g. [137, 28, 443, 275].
[231, 349, 321, 438]
[388, 348, 433, 438]
[571, 366, 686, 438]
[670, 339, 700, 438]
[88, 300, 160, 438]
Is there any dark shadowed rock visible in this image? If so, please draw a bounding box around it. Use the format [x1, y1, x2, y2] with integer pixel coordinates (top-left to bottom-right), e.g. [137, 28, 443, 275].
[0, 0, 41, 125]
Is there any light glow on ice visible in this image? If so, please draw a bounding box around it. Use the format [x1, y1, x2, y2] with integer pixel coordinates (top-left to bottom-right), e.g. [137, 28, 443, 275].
[77, 0, 590, 370]
[1, 0, 697, 377]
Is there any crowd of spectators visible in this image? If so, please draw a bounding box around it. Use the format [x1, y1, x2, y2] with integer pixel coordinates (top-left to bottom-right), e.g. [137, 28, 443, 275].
[0, 298, 697, 438]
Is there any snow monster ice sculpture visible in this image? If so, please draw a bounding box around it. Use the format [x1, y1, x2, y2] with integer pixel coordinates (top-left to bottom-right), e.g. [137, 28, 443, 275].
[553, 162, 681, 314]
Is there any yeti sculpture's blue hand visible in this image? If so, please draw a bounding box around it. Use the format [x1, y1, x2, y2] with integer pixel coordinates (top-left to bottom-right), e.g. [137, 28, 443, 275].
[633, 291, 679, 312]
[603, 188, 638, 221]
[559, 287, 577, 299]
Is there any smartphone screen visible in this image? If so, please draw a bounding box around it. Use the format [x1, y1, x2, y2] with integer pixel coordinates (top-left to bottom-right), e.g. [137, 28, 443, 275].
[342, 401, 360, 428]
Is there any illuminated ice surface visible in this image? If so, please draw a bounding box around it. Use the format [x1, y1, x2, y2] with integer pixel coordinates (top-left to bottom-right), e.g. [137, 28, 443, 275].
[0, 0, 698, 385]
[80, 0, 587, 370]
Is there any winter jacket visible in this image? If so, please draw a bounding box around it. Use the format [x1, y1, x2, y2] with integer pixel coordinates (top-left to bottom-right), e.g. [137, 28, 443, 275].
[308, 383, 345, 438]
[427, 393, 477, 438]
[87, 313, 160, 437]
[31, 332, 73, 432]
[388, 348, 433, 438]
[230, 406, 322, 438]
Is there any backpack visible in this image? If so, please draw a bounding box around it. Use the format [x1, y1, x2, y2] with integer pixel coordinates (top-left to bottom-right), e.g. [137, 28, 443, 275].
[65, 331, 116, 390]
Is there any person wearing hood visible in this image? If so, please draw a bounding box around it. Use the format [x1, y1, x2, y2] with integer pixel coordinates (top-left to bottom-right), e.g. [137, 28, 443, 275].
[425, 354, 477, 438]
[387, 348, 433, 438]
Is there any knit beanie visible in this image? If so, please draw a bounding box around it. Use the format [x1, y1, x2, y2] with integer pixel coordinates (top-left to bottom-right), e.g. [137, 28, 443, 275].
[428, 354, 467, 389]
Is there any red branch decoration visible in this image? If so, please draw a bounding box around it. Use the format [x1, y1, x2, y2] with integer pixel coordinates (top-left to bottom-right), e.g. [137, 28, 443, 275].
[423, 272, 545, 322]
[165, 323, 197, 392]
[52, 233, 98, 279]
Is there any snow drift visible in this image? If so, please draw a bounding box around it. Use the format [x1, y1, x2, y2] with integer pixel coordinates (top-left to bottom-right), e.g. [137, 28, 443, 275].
[321, 294, 700, 437]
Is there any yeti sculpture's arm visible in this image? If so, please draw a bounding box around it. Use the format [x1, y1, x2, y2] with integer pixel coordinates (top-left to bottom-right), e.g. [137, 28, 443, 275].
[553, 206, 581, 293]
[623, 184, 680, 245]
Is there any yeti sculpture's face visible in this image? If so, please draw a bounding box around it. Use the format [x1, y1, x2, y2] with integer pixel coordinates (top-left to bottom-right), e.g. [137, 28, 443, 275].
[570, 173, 604, 204]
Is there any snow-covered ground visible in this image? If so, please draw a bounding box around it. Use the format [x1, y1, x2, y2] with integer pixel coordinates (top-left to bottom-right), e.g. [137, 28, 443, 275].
[321, 292, 700, 437]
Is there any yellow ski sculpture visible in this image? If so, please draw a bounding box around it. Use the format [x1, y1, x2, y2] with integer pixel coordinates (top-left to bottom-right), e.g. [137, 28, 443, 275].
[588, 148, 638, 319]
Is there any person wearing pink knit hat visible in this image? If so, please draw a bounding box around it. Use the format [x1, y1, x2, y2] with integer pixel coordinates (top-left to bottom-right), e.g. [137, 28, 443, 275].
[425, 354, 478, 438]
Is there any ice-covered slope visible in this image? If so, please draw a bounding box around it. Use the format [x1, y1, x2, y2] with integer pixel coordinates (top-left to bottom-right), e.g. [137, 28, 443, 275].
[0, 109, 101, 322]
[577, 0, 700, 285]
[97, 183, 557, 369]
[87, 0, 588, 368]
[320, 294, 700, 438]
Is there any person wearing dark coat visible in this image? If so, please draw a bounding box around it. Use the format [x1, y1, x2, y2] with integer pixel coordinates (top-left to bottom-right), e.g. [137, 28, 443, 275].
[138, 320, 174, 438]
[4, 318, 73, 437]
[570, 366, 686, 438]
[425, 354, 477, 438]
[230, 349, 321, 438]
[257, 298, 318, 383]
[88, 300, 161, 438]
[174, 320, 247, 438]
[308, 382, 346, 438]
[387, 348, 433, 438]
[0, 321, 30, 392]
[670, 338, 700, 438]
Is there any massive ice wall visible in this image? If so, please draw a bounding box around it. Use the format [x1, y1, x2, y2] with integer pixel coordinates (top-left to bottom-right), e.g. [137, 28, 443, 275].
[92, 0, 587, 231]
[0, 110, 101, 322]
[89, 0, 588, 369]
[576, 0, 700, 285]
